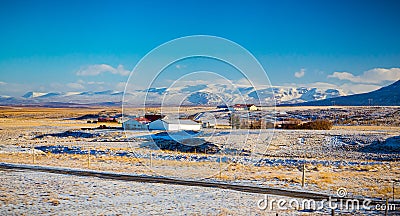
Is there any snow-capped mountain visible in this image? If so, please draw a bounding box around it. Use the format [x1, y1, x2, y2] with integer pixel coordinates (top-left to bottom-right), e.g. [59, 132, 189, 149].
[0, 84, 347, 107]
[296, 80, 400, 106]
[22, 91, 48, 98]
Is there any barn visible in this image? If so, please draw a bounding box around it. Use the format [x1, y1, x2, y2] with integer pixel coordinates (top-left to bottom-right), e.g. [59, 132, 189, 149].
[148, 119, 201, 131]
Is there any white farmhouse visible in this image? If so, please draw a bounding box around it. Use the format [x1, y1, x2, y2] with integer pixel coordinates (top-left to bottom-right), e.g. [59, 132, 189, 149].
[122, 117, 150, 130]
[148, 119, 201, 131]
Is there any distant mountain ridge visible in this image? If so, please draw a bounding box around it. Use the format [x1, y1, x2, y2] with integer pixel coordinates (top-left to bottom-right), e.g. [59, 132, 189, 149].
[288, 80, 400, 106]
[0, 84, 347, 107]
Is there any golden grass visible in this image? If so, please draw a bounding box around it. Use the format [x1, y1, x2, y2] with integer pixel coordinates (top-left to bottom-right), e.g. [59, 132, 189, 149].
[1, 151, 399, 198]
[1, 106, 400, 199]
[332, 125, 400, 132]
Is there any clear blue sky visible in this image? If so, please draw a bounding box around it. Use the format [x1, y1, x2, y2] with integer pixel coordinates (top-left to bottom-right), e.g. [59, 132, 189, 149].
[0, 0, 399, 96]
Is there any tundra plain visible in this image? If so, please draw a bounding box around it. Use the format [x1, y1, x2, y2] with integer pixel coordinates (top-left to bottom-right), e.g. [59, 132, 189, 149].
[0, 106, 399, 215]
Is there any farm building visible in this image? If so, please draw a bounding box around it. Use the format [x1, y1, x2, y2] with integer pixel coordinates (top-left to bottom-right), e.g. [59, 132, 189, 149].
[201, 119, 231, 129]
[144, 114, 164, 122]
[248, 105, 259, 111]
[148, 119, 201, 131]
[123, 117, 150, 130]
[229, 104, 258, 111]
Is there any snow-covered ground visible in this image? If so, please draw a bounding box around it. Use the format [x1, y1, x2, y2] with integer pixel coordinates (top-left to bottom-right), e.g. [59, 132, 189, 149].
[1, 109, 399, 215]
[0, 169, 291, 215]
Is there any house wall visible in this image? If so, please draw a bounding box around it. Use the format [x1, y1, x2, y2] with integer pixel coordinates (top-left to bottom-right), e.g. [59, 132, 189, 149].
[149, 120, 201, 131]
[162, 123, 200, 131]
[168, 124, 180, 131]
[123, 120, 147, 130]
[177, 124, 201, 131]
[234, 107, 248, 111]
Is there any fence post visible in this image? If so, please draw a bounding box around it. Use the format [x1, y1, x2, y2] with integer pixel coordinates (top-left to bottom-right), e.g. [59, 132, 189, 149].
[393, 181, 395, 201]
[302, 163, 306, 188]
[87, 147, 90, 168]
[32, 144, 35, 164]
[150, 151, 153, 168]
[385, 198, 388, 216]
[219, 154, 222, 179]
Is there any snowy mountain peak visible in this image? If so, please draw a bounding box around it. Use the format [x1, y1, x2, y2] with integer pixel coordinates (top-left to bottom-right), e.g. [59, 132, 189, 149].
[22, 92, 47, 98]
[12, 85, 347, 106]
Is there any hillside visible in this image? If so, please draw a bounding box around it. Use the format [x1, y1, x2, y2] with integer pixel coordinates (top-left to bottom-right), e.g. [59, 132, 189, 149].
[289, 80, 400, 106]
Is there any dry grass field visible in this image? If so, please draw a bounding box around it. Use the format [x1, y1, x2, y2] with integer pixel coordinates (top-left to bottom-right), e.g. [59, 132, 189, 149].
[0, 106, 399, 204]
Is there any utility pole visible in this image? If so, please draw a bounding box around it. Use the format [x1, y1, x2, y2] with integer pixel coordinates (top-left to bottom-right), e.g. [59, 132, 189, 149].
[368, 99, 373, 106]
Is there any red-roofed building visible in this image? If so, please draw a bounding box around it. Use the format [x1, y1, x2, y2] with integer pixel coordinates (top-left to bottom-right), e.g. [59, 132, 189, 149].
[144, 114, 165, 122]
[123, 117, 150, 130]
[134, 117, 151, 124]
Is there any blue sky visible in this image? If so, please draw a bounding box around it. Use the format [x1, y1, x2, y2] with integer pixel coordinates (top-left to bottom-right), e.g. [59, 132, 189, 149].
[0, 0, 399, 96]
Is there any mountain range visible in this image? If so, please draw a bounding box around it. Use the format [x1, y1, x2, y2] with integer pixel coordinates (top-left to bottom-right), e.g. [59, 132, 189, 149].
[289, 80, 400, 106]
[0, 80, 399, 107]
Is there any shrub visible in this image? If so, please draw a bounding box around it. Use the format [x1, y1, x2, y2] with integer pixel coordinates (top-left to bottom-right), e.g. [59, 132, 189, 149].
[298, 119, 333, 130]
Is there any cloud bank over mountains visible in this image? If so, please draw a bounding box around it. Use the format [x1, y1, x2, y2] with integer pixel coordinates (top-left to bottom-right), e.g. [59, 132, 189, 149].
[76, 64, 130, 76]
[325, 67, 400, 94]
[328, 68, 400, 84]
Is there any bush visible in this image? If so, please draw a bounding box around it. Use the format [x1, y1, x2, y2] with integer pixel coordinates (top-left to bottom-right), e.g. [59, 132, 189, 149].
[297, 119, 333, 130]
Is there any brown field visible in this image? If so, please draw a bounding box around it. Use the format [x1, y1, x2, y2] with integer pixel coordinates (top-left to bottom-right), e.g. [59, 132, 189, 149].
[333, 125, 400, 132]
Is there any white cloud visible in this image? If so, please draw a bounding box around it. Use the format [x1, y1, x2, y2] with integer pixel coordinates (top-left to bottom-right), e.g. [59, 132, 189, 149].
[339, 83, 381, 94]
[0, 81, 7, 85]
[328, 67, 400, 84]
[175, 64, 186, 69]
[309, 82, 339, 89]
[67, 82, 85, 90]
[76, 64, 130, 76]
[87, 81, 105, 85]
[115, 82, 127, 91]
[294, 69, 305, 78]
